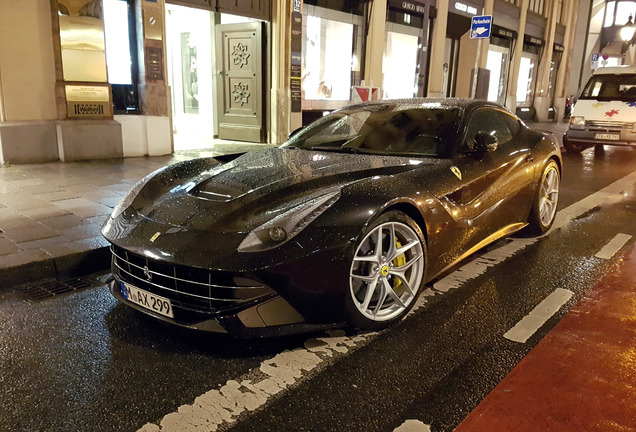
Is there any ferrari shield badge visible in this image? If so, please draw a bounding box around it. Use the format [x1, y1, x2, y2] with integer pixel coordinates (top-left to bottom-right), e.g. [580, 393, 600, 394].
[451, 166, 462, 180]
[150, 232, 161, 242]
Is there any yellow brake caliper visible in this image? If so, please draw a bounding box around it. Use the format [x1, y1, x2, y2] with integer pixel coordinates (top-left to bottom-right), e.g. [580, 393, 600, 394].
[392, 237, 407, 294]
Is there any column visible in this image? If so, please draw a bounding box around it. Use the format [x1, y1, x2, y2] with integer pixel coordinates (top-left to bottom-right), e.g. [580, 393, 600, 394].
[506, 0, 529, 112]
[472, 0, 494, 99]
[364, 0, 387, 89]
[554, 0, 579, 118]
[427, 0, 448, 97]
[534, 0, 559, 121]
[270, 0, 296, 144]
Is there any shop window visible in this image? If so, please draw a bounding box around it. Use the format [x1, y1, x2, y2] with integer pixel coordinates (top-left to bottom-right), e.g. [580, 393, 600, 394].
[103, 0, 139, 113]
[303, 15, 353, 100]
[302, 6, 362, 107]
[516, 56, 535, 105]
[486, 46, 509, 105]
[383, 5, 427, 100]
[383, 29, 419, 99]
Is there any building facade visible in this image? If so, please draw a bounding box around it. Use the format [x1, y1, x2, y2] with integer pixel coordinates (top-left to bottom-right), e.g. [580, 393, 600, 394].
[0, 0, 593, 164]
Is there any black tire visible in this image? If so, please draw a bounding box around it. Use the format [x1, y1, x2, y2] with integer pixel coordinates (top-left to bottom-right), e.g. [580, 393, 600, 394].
[346, 211, 426, 330]
[563, 136, 589, 153]
[527, 160, 560, 235]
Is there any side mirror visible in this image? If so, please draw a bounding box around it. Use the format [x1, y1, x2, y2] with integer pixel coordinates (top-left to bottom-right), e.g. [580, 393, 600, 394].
[474, 131, 498, 152]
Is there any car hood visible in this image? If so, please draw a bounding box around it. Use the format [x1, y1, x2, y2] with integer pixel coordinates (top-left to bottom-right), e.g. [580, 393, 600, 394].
[129, 147, 436, 232]
[572, 99, 636, 122]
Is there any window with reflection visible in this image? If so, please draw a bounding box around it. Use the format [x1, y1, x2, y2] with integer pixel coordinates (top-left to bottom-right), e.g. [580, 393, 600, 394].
[604, 0, 636, 26]
[103, 0, 139, 113]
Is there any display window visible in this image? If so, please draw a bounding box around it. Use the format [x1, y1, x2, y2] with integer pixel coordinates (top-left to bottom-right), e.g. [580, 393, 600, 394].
[516, 54, 537, 107]
[165, 4, 215, 150]
[486, 45, 509, 105]
[383, 5, 428, 99]
[516, 37, 542, 108]
[302, 6, 363, 109]
[383, 23, 420, 99]
[103, 0, 138, 113]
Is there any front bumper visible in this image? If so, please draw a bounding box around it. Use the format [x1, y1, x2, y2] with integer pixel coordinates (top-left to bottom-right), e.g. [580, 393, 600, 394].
[565, 128, 636, 147]
[107, 238, 353, 337]
[109, 278, 344, 337]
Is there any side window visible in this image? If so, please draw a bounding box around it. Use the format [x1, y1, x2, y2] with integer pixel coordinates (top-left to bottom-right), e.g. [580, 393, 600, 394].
[501, 112, 521, 136]
[463, 108, 513, 151]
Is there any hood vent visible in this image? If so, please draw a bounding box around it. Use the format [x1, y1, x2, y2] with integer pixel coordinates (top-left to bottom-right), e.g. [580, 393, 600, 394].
[196, 190, 233, 202]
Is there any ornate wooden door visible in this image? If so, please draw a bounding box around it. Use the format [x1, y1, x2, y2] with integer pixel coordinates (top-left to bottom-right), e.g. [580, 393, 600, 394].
[215, 22, 264, 142]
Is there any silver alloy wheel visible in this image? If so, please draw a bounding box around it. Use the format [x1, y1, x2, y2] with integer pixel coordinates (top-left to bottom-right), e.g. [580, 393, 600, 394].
[539, 165, 559, 227]
[349, 221, 424, 322]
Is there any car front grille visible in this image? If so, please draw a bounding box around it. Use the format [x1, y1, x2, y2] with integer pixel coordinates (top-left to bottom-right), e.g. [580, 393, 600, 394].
[110, 245, 274, 314]
[586, 120, 635, 131]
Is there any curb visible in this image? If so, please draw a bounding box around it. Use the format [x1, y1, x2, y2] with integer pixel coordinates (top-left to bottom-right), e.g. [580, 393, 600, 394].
[2, 247, 111, 292]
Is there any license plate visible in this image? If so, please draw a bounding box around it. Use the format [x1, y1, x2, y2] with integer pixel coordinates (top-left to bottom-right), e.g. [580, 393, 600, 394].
[594, 133, 620, 140]
[121, 282, 174, 318]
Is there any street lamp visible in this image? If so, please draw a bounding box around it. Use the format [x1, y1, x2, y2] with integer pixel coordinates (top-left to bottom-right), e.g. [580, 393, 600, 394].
[621, 15, 636, 55]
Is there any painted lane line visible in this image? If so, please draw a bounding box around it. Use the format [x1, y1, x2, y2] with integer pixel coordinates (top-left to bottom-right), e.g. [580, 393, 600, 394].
[551, 170, 636, 231]
[139, 170, 636, 432]
[394, 419, 432, 432]
[137, 331, 377, 432]
[504, 288, 574, 343]
[595, 233, 632, 259]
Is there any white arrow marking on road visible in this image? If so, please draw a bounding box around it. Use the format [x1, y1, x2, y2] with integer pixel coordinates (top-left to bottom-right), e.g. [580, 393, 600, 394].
[139, 169, 636, 432]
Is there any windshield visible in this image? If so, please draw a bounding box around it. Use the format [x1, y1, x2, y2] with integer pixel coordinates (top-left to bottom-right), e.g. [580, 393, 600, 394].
[580, 73, 636, 101]
[283, 104, 461, 158]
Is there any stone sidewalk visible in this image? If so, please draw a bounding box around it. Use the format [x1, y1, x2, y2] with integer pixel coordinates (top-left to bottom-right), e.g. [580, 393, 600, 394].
[0, 142, 272, 289]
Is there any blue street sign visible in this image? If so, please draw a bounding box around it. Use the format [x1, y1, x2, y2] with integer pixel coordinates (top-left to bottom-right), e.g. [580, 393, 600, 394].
[470, 15, 492, 39]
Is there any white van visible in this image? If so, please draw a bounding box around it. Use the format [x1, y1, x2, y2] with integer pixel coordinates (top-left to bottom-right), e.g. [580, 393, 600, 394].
[563, 66, 636, 152]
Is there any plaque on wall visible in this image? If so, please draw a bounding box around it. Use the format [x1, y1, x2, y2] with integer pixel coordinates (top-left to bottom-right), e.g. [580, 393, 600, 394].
[146, 47, 164, 81]
[65, 85, 110, 102]
[65, 84, 111, 118]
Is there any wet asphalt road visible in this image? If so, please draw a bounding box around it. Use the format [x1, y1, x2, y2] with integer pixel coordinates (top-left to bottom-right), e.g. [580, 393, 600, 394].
[1, 145, 635, 432]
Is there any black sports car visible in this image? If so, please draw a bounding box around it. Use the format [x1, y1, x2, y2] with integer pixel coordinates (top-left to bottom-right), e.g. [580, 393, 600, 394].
[102, 98, 561, 337]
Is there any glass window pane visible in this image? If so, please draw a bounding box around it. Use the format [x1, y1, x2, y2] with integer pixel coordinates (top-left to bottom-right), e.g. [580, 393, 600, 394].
[517, 56, 534, 104]
[382, 31, 419, 99]
[486, 50, 504, 102]
[302, 15, 353, 100]
[103, 0, 132, 85]
[615, 1, 636, 25]
[604, 2, 616, 26]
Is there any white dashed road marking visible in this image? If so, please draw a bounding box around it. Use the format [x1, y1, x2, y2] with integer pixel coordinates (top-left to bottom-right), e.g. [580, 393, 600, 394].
[394, 419, 432, 432]
[139, 170, 636, 431]
[595, 233, 632, 259]
[504, 288, 574, 343]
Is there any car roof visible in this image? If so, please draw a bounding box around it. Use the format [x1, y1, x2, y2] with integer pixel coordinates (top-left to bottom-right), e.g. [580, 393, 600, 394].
[340, 97, 507, 114]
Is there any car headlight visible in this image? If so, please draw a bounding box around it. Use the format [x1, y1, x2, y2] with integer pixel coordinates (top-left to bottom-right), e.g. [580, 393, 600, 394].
[110, 167, 167, 219]
[569, 115, 585, 130]
[238, 189, 341, 252]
